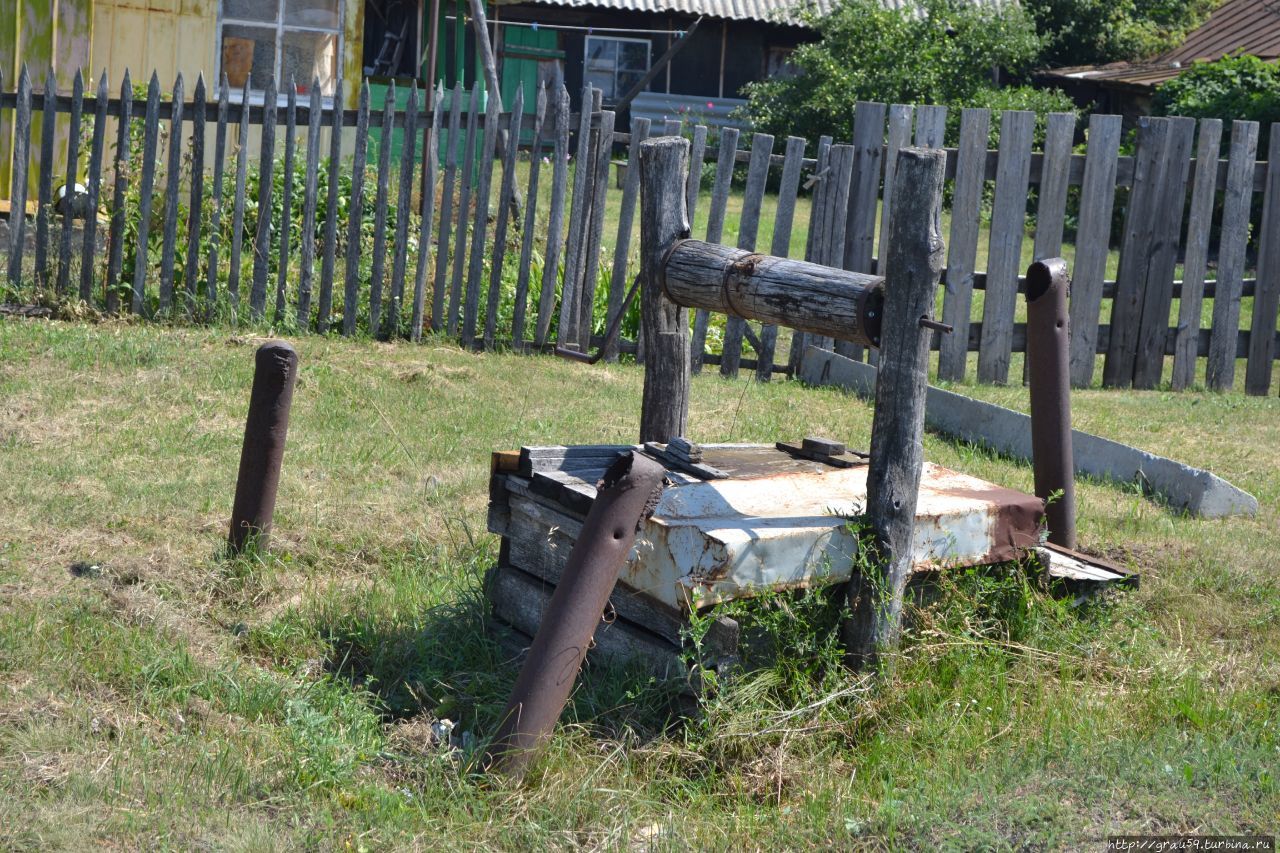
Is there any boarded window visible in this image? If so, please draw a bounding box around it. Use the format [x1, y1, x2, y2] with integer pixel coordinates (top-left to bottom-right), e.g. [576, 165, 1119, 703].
[219, 0, 342, 97]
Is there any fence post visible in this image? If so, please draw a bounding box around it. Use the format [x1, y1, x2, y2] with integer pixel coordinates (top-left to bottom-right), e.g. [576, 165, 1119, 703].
[637, 136, 691, 444]
[844, 147, 946, 669]
[1025, 258, 1076, 549]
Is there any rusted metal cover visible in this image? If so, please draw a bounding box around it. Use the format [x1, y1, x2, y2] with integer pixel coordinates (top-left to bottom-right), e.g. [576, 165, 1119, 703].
[622, 444, 1044, 610]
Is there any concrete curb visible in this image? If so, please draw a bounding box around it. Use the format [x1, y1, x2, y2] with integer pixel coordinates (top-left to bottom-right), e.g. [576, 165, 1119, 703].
[799, 346, 1258, 519]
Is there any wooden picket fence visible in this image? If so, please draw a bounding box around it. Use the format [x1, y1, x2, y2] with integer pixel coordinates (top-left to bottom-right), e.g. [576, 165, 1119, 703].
[1, 65, 1278, 393]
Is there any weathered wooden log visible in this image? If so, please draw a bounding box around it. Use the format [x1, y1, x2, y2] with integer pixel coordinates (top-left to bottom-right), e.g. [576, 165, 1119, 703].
[637, 136, 692, 445]
[843, 147, 946, 669]
[662, 241, 884, 349]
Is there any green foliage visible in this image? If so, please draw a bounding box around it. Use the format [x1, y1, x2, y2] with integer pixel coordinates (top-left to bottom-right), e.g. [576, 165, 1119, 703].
[959, 85, 1080, 148]
[742, 0, 1045, 141]
[1154, 54, 1280, 151]
[1021, 0, 1216, 68]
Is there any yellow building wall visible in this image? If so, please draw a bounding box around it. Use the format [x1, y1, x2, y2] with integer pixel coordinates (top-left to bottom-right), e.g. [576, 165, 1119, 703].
[91, 0, 217, 93]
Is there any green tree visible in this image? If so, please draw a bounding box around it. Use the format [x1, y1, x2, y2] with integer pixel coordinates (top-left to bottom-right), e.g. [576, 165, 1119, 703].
[1021, 0, 1217, 69]
[1153, 53, 1280, 152]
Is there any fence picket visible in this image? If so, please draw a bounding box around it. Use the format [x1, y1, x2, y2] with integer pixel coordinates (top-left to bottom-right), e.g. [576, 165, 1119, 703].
[297, 80, 323, 327]
[157, 72, 183, 311]
[512, 82, 547, 350]
[207, 74, 229, 313]
[844, 101, 886, 276]
[686, 124, 708, 226]
[318, 76, 343, 332]
[6, 66, 32, 288]
[788, 135, 833, 370]
[1067, 113, 1122, 387]
[34, 69, 56, 286]
[249, 76, 277, 319]
[412, 81, 443, 341]
[604, 115, 650, 361]
[576, 108, 615, 350]
[387, 83, 419, 340]
[275, 82, 297, 320]
[449, 84, 480, 336]
[721, 131, 774, 379]
[131, 72, 162, 315]
[913, 104, 946, 148]
[182, 74, 206, 313]
[1171, 119, 1223, 390]
[463, 91, 500, 349]
[227, 78, 252, 314]
[369, 82, 396, 334]
[1207, 121, 1259, 390]
[1245, 125, 1280, 395]
[534, 83, 571, 347]
[1032, 112, 1076, 261]
[558, 85, 596, 346]
[486, 86, 523, 350]
[105, 69, 132, 314]
[691, 126, 738, 373]
[937, 107, 990, 382]
[976, 109, 1034, 384]
[877, 104, 914, 268]
[756, 134, 805, 381]
[55, 69, 85, 296]
[80, 71, 109, 303]
[433, 82, 463, 332]
[342, 79, 370, 335]
[1133, 116, 1195, 389]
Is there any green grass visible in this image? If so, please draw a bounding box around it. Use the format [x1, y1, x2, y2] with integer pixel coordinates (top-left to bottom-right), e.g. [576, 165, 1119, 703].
[0, 319, 1277, 848]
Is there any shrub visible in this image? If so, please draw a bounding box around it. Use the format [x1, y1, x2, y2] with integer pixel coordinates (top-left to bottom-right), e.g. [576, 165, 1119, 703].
[1153, 54, 1280, 153]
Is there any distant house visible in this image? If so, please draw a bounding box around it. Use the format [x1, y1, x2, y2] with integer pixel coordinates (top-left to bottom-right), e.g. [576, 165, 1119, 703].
[1035, 0, 1280, 124]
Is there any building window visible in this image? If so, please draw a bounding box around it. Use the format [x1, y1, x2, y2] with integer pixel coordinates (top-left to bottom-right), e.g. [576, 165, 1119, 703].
[765, 47, 800, 80]
[584, 36, 650, 101]
[218, 0, 342, 98]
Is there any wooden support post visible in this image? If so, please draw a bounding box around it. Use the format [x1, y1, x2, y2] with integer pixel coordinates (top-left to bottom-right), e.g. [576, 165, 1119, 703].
[844, 147, 946, 669]
[637, 136, 691, 444]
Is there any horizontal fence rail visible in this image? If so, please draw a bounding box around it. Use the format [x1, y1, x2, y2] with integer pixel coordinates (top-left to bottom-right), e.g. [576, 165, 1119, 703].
[1, 65, 1278, 394]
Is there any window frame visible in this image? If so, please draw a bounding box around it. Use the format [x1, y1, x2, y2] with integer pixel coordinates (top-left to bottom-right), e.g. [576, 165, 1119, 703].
[215, 0, 344, 105]
[582, 35, 651, 101]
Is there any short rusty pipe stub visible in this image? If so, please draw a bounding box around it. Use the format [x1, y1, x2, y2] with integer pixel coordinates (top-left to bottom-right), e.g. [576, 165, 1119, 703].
[485, 450, 669, 780]
[1025, 258, 1076, 550]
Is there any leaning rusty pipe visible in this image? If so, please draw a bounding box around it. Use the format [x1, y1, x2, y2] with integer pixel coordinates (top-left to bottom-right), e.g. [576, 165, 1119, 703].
[485, 450, 667, 779]
[1025, 258, 1077, 550]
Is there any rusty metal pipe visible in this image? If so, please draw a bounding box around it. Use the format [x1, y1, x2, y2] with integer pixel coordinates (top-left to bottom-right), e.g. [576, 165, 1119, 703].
[1025, 258, 1076, 550]
[486, 450, 667, 779]
[228, 340, 299, 554]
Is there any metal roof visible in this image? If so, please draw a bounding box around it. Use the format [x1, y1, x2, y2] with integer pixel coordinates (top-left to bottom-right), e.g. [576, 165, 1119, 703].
[1040, 0, 1280, 91]
[510, 0, 1010, 27]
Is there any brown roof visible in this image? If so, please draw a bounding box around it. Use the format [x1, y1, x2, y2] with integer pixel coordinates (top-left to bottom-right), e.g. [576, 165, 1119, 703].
[1040, 0, 1280, 92]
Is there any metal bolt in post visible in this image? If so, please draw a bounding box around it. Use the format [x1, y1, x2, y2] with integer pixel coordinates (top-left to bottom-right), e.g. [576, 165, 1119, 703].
[228, 340, 299, 554]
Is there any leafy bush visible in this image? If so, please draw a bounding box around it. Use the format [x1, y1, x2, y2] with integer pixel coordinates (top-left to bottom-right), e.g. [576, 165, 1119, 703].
[1021, 0, 1216, 69]
[1154, 54, 1280, 152]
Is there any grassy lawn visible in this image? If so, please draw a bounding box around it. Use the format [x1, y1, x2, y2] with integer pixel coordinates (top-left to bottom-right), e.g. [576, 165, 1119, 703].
[1, 318, 1277, 849]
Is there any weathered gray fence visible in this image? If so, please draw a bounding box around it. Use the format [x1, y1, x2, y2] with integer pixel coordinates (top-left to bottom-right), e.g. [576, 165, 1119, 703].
[1, 66, 1278, 394]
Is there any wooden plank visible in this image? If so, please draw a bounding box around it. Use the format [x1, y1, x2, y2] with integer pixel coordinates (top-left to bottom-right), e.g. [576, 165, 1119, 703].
[1134, 116, 1195, 390]
[1032, 112, 1076, 261]
[1171, 119, 1223, 390]
[448, 84, 480, 337]
[756, 135, 805, 381]
[603, 114, 649, 361]
[575, 108, 616, 350]
[34, 69, 55, 288]
[368, 82, 396, 336]
[462, 91, 500, 349]
[180, 73, 206, 314]
[249, 75, 277, 320]
[485, 86, 523, 350]
[534, 83, 570, 347]
[822, 144, 855, 359]
[5, 66, 31, 288]
[433, 82, 463, 334]
[205, 75, 229, 313]
[387, 83, 420, 340]
[55, 70, 85, 297]
[937, 107, 990, 382]
[913, 104, 946, 149]
[511, 82, 546, 350]
[227, 78, 252, 315]
[876, 104, 914, 269]
[789, 135, 833, 369]
[690, 126, 738, 374]
[1067, 113, 1122, 387]
[156, 72, 183, 312]
[412, 82, 443, 342]
[296, 80, 323, 329]
[844, 101, 886, 276]
[558, 85, 596, 346]
[1245, 123, 1280, 395]
[342, 80, 370, 336]
[721, 131, 774, 379]
[976, 109, 1034, 384]
[105, 69, 132, 315]
[317, 76, 343, 333]
[274, 82, 297, 321]
[130, 73, 162, 315]
[686, 123, 708, 227]
[79, 71, 109, 305]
